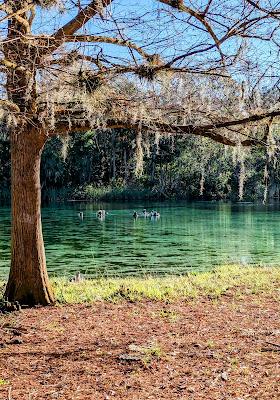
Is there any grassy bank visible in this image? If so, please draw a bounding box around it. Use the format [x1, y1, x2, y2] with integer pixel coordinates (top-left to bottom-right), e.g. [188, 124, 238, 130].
[71, 185, 161, 201]
[51, 265, 280, 304]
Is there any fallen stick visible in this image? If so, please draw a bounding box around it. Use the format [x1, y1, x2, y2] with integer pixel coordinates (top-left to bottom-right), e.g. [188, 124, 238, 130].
[265, 341, 280, 348]
[261, 341, 280, 352]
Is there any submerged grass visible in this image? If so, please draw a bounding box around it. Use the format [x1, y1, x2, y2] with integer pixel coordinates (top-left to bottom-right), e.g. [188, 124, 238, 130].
[51, 265, 280, 304]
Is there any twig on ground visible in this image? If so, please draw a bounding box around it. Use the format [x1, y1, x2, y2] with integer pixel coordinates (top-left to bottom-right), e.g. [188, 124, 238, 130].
[261, 341, 280, 352]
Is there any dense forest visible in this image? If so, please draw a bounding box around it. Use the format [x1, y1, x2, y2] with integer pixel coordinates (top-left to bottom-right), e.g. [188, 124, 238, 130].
[0, 130, 278, 203]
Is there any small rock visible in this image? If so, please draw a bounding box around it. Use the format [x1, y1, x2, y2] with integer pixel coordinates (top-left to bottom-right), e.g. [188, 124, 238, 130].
[221, 371, 228, 381]
[128, 344, 145, 352]
[14, 301, 21, 311]
[3, 302, 17, 312]
[9, 338, 23, 345]
[11, 329, 22, 336]
[118, 353, 142, 362]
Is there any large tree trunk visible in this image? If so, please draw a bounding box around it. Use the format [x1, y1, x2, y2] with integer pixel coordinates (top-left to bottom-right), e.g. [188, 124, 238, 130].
[4, 129, 55, 306]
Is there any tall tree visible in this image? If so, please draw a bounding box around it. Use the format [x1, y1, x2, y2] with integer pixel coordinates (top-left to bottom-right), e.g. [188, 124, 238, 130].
[1, 0, 280, 305]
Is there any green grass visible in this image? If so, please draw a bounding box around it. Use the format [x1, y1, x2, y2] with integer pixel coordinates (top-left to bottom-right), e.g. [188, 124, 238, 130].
[50, 265, 280, 304]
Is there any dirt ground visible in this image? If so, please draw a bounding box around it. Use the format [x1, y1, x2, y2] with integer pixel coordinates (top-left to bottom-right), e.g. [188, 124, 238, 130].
[0, 293, 279, 400]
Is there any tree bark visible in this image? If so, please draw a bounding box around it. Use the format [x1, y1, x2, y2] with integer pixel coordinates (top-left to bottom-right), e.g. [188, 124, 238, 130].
[4, 129, 55, 306]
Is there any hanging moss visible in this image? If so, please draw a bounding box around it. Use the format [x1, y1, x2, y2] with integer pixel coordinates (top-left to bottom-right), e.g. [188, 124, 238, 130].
[238, 157, 246, 200]
[34, 0, 61, 7]
[137, 65, 159, 82]
[135, 129, 144, 176]
[77, 71, 106, 94]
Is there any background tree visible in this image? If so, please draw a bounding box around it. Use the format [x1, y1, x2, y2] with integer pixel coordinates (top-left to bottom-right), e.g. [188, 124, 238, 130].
[1, 0, 280, 305]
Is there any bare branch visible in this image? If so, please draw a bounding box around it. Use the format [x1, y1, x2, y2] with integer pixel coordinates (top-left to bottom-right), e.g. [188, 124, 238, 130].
[51, 109, 280, 147]
[158, 0, 225, 61]
[52, 0, 113, 48]
[245, 0, 280, 19]
[0, 99, 20, 112]
[63, 35, 156, 60]
[0, 2, 34, 25]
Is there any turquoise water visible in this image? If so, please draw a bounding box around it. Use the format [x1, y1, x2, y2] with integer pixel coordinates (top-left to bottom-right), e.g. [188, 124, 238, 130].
[0, 202, 280, 278]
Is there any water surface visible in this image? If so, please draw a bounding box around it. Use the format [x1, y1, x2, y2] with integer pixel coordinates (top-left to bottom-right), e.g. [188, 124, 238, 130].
[1, 201, 280, 277]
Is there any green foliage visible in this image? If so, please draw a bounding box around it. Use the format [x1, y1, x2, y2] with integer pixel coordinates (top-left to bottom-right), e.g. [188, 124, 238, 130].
[155, 309, 180, 322]
[141, 342, 163, 366]
[72, 185, 157, 201]
[40, 132, 277, 202]
[0, 129, 276, 203]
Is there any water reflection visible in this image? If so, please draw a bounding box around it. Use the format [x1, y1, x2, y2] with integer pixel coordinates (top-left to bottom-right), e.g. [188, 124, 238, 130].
[0, 201, 280, 278]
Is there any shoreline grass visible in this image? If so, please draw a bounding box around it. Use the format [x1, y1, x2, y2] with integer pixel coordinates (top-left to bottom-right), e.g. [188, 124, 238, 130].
[51, 265, 280, 304]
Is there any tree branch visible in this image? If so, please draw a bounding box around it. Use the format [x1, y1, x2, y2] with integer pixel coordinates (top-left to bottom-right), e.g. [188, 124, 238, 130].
[245, 0, 280, 19]
[0, 2, 33, 25]
[0, 99, 20, 112]
[198, 110, 280, 130]
[50, 109, 280, 147]
[51, 0, 113, 48]
[63, 35, 155, 60]
[158, 0, 225, 61]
